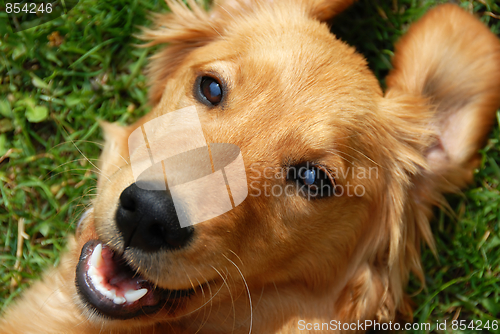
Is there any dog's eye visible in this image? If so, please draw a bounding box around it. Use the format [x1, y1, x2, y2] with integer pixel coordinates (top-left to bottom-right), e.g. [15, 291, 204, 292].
[197, 76, 223, 106]
[287, 163, 336, 198]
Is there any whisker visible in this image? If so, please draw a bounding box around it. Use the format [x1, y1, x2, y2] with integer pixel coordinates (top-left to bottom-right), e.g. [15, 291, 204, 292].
[62, 128, 107, 178]
[42, 158, 102, 178]
[227, 249, 244, 267]
[45, 170, 104, 182]
[49, 139, 105, 150]
[181, 262, 198, 292]
[182, 276, 225, 317]
[211, 265, 236, 332]
[272, 281, 286, 327]
[192, 268, 214, 333]
[223, 253, 252, 334]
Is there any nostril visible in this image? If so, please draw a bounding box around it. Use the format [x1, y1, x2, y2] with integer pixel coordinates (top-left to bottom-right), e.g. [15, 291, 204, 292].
[165, 226, 194, 249]
[119, 187, 137, 212]
[148, 223, 164, 239]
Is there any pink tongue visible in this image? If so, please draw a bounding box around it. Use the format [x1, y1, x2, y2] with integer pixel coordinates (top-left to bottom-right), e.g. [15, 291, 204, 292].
[108, 271, 143, 292]
[97, 246, 147, 295]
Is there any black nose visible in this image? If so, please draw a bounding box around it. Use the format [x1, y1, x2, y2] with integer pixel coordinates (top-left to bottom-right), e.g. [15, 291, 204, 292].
[115, 183, 194, 252]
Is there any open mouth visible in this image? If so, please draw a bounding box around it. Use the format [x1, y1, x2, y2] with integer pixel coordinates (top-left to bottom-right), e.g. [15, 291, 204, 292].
[76, 240, 192, 319]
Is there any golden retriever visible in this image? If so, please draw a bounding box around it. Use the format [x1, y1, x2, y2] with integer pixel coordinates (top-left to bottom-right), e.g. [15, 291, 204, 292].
[1, 0, 500, 333]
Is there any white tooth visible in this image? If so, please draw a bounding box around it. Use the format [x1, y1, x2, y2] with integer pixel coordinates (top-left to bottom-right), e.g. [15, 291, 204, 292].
[103, 288, 116, 300]
[88, 266, 98, 277]
[88, 264, 123, 303]
[90, 244, 103, 268]
[124, 289, 148, 303]
[88, 266, 103, 285]
[113, 296, 126, 305]
[95, 281, 108, 296]
[96, 284, 111, 298]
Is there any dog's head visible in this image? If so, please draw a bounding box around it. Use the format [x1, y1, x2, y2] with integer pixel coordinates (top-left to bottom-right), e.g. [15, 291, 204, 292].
[74, 0, 500, 330]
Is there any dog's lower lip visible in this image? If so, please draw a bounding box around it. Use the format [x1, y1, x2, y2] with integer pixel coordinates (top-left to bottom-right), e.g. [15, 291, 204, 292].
[75, 240, 192, 319]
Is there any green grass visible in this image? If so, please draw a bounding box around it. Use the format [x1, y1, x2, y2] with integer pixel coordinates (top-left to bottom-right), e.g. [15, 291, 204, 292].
[0, 0, 168, 308]
[0, 0, 499, 332]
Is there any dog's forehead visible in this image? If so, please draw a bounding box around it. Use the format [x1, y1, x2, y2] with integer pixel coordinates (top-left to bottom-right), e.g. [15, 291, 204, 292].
[193, 25, 379, 113]
[231, 22, 366, 83]
[184, 15, 382, 165]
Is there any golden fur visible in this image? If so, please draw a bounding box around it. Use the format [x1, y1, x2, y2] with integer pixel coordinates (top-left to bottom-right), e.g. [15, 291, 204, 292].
[1, 0, 500, 333]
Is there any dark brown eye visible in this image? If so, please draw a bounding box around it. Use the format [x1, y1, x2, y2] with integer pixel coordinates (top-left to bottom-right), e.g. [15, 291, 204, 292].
[198, 76, 223, 106]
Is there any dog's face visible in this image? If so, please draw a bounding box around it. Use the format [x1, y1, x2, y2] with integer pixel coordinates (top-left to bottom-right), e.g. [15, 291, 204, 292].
[72, 0, 500, 330]
[75, 6, 390, 323]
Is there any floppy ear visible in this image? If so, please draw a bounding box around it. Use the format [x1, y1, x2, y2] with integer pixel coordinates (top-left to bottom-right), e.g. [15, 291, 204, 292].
[369, 4, 500, 321]
[386, 4, 500, 191]
[304, 0, 355, 20]
[141, 0, 221, 105]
